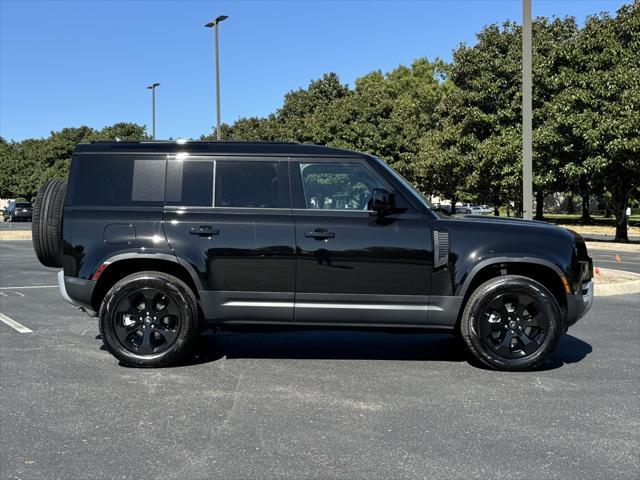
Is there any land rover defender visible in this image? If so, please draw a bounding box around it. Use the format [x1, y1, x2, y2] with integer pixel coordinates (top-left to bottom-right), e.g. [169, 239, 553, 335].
[32, 141, 594, 369]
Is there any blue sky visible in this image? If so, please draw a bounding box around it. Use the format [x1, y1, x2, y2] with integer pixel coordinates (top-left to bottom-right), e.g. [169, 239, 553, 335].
[0, 0, 628, 141]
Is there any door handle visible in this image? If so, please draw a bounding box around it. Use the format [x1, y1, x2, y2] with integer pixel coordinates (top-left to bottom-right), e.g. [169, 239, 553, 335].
[189, 225, 219, 236]
[304, 229, 335, 240]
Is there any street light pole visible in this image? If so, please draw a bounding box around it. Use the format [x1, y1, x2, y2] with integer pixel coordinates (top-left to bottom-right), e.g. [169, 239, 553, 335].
[522, 0, 533, 220]
[205, 15, 229, 140]
[146, 83, 160, 140]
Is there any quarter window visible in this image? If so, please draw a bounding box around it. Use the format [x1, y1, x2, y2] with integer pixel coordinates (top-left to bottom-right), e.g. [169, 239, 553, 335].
[73, 155, 165, 206]
[299, 162, 389, 210]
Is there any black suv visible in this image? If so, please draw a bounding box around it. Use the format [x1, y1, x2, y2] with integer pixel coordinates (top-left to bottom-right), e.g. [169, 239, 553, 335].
[32, 141, 593, 370]
[4, 202, 33, 222]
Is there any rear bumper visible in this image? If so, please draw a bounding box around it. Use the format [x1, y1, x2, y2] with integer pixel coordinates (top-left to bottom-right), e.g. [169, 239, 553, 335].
[565, 278, 594, 328]
[57, 270, 97, 316]
[57, 270, 75, 305]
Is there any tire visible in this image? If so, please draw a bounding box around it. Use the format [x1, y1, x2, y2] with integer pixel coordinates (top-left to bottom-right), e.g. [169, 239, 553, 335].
[32, 179, 67, 268]
[460, 275, 562, 371]
[99, 271, 199, 367]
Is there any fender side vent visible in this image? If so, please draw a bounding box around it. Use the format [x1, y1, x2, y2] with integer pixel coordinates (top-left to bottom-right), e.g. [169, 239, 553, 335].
[433, 228, 449, 269]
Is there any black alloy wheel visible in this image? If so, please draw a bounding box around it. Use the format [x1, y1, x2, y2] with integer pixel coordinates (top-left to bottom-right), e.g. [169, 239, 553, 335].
[477, 292, 549, 359]
[99, 271, 199, 367]
[460, 275, 562, 371]
[112, 287, 183, 355]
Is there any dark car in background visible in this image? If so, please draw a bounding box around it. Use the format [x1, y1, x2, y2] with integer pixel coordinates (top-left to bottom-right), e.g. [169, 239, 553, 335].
[3, 202, 33, 222]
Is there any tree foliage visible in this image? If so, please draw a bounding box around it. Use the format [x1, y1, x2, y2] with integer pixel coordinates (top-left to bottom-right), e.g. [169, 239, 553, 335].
[0, 123, 148, 200]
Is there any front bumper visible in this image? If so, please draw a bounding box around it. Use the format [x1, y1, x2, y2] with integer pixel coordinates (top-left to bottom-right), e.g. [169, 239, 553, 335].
[565, 278, 594, 328]
[581, 278, 594, 316]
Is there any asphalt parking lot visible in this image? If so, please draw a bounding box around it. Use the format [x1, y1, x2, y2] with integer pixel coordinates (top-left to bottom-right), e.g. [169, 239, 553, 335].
[1, 239, 638, 480]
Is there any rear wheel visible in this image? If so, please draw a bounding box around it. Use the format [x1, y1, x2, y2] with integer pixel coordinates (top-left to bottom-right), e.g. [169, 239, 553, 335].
[99, 271, 199, 367]
[460, 275, 562, 371]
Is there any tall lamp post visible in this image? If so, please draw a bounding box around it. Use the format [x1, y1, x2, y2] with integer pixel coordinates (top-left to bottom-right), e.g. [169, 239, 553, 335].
[522, 0, 533, 220]
[205, 15, 229, 140]
[147, 83, 160, 140]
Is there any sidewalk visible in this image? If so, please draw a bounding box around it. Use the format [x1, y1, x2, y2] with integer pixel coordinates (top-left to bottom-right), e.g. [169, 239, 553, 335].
[560, 224, 640, 244]
[595, 268, 640, 296]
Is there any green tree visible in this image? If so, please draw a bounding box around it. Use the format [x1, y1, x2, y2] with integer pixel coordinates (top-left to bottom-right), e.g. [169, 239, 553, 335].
[0, 123, 148, 199]
[316, 59, 445, 181]
[531, 17, 580, 219]
[94, 122, 149, 142]
[552, 2, 639, 240]
[419, 22, 522, 214]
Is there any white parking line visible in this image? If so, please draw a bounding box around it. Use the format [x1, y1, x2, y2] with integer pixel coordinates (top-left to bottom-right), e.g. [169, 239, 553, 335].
[0, 293, 7, 297]
[14, 292, 25, 297]
[0, 313, 33, 333]
[0, 285, 56, 290]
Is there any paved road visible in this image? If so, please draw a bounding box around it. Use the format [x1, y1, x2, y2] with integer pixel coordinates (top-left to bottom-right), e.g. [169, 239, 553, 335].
[1, 240, 639, 480]
[590, 248, 640, 274]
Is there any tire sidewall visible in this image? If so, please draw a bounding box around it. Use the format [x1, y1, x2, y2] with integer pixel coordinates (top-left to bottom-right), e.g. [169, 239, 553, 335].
[462, 276, 562, 370]
[32, 179, 66, 268]
[100, 274, 197, 367]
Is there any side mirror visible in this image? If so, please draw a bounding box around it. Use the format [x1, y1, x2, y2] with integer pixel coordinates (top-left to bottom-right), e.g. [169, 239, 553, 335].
[371, 188, 395, 216]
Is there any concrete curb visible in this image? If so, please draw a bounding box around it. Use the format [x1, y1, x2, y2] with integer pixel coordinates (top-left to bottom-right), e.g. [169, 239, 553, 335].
[0, 231, 32, 241]
[594, 268, 640, 297]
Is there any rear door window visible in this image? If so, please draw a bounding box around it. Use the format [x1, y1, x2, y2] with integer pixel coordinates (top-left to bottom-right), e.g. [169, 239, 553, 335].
[215, 161, 289, 208]
[165, 159, 214, 207]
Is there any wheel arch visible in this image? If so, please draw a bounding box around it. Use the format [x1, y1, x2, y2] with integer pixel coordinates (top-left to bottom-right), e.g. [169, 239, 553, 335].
[90, 254, 201, 312]
[455, 257, 569, 329]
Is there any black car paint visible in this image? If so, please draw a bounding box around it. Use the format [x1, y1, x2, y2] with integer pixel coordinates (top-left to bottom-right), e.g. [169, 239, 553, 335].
[61, 142, 593, 330]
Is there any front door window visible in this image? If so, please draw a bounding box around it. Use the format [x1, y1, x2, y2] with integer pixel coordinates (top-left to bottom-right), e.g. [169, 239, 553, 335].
[299, 162, 390, 211]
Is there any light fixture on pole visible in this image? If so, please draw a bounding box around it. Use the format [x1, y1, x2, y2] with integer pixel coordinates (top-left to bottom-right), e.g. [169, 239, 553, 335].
[205, 15, 229, 140]
[146, 83, 160, 140]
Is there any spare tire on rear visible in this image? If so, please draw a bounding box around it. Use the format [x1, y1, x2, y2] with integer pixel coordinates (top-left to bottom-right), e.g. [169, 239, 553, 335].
[32, 179, 67, 268]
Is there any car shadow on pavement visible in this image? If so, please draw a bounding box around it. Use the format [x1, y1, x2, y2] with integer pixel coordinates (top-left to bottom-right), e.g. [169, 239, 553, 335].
[536, 334, 593, 371]
[183, 329, 468, 366]
[100, 329, 592, 370]
[180, 329, 592, 371]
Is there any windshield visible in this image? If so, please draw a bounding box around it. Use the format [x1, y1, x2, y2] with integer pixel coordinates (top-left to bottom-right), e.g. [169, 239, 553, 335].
[371, 157, 433, 209]
[15, 203, 31, 208]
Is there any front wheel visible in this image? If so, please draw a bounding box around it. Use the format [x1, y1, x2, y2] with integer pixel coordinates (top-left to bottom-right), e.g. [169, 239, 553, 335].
[99, 271, 199, 367]
[460, 275, 563, 371]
